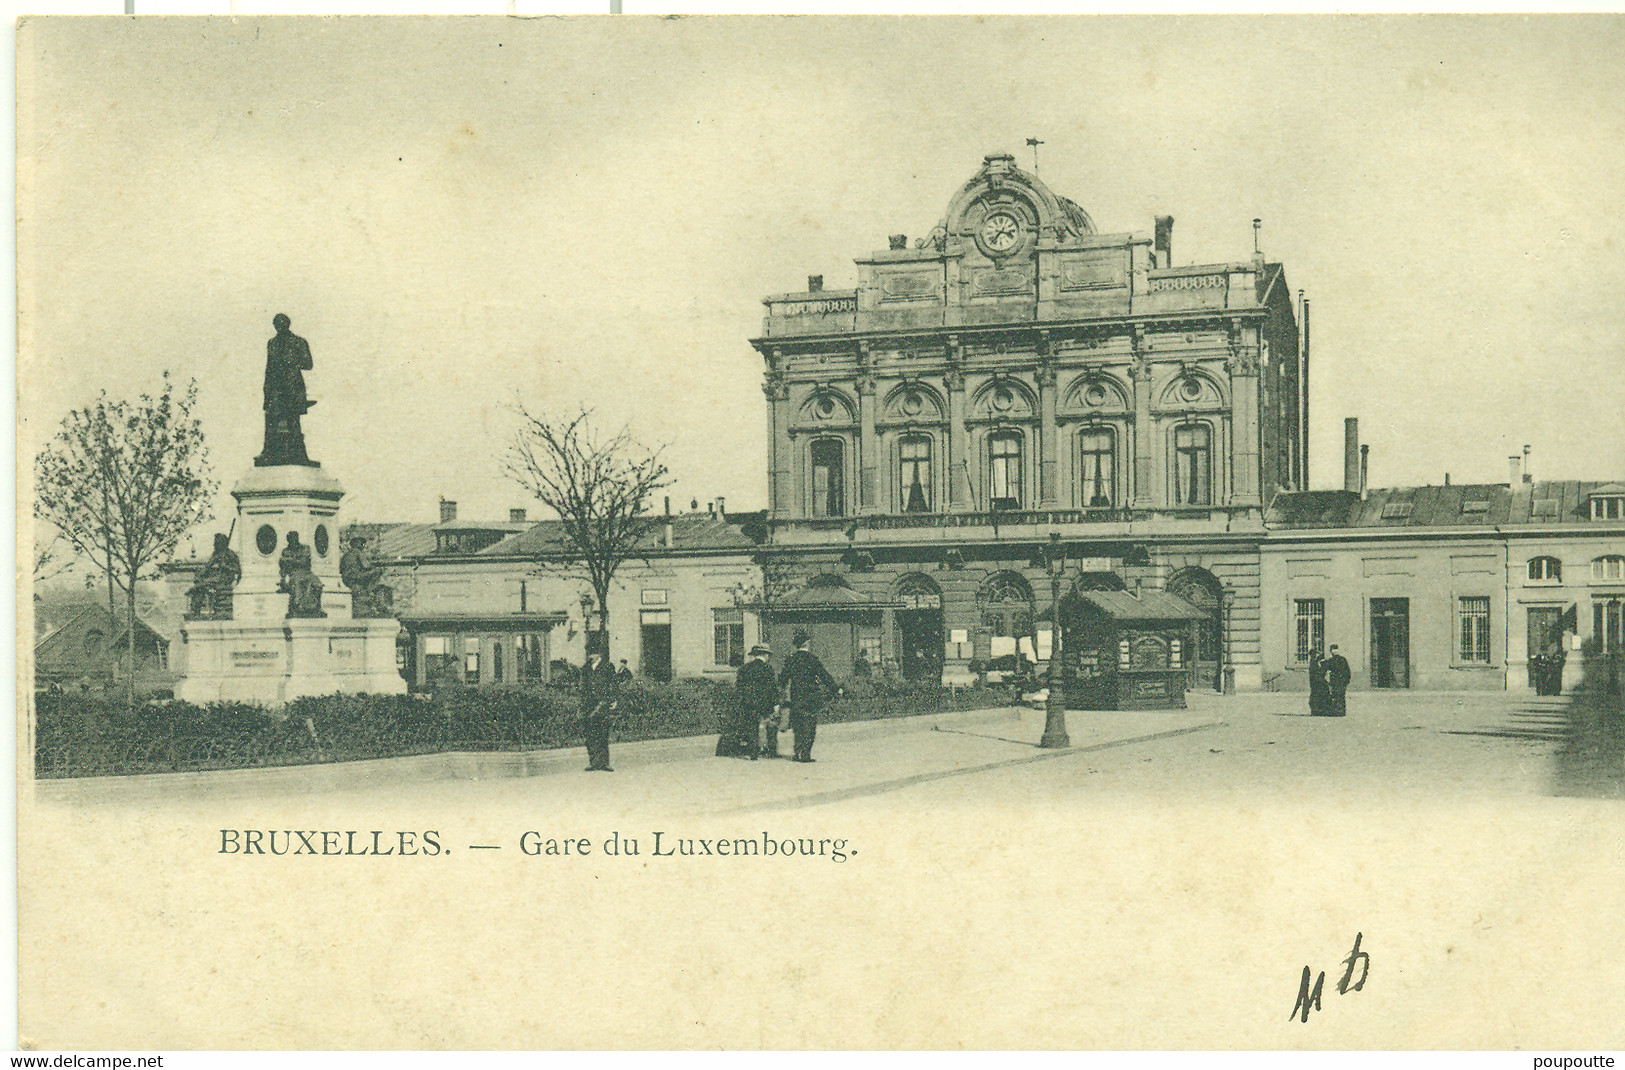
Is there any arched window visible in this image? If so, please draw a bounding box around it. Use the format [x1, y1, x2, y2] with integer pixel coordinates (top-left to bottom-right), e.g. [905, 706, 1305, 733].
[810, 438, 845, 518]
[1172, 423, 1212, 506]
[989, 431, 1024, 511]
[1593, 556, 1625, 582]
[899, 435, 932, 513]
[1079, 427, 1116, 508]
[1528, 556, 1562, 582]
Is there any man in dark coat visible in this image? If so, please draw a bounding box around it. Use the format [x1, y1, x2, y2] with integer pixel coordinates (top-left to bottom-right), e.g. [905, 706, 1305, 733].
[722, 644, 776, 759]
[1324, 644, 1352, 717]
[778, 629, 841, 763]
[581, 642, 619, 772]
[1308, 644, 1330, 716]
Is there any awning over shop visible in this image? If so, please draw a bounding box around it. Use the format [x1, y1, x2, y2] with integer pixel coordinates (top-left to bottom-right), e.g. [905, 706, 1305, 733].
[770, 584, 900, 613]
[1050, 589, 1211, 624]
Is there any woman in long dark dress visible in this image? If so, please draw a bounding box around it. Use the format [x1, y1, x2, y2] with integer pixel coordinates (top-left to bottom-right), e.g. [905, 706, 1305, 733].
[1308, 646, 1330, 716]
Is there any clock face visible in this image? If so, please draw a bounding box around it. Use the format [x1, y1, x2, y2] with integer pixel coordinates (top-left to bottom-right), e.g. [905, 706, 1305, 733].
[980, 211, 1022, 253]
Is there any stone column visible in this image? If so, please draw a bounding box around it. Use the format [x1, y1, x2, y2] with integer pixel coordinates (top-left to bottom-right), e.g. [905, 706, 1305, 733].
[763, 367, 792, 517]
[1130, 327, 1155, 509]
[946, 337, 971, 512]
[1228, 319, 1263, 509]
[857, 367, 880, 514]
[1038, 340, 1059, 507]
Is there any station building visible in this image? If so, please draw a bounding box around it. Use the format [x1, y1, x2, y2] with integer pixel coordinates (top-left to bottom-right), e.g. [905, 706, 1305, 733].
[748, 152, 1306, 692]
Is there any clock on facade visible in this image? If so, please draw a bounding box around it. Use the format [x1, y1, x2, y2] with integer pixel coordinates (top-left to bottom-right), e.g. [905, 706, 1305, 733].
[978, 210, 1022, 255]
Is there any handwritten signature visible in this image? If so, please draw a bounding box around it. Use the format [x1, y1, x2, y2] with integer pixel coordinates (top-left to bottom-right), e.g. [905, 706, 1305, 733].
[1291, 932, 1370, 1022]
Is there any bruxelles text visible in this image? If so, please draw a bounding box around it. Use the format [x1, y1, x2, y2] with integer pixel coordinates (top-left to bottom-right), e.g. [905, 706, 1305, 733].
[215, 829, 852, 863]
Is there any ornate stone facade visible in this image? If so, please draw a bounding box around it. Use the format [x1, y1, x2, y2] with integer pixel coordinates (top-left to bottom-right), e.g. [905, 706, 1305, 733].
[753, 153, 1308, 690]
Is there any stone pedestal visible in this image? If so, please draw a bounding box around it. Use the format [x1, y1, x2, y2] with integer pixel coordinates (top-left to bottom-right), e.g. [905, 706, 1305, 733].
[174, 462, 407, 705]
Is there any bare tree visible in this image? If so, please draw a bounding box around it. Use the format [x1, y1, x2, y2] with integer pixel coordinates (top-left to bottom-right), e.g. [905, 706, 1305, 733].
[34, 374, 216, 707]
[503, 407, 671, 654]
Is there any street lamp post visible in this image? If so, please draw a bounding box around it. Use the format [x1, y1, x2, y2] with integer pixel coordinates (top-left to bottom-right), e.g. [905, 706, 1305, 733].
[1040, 532, 1070, 749]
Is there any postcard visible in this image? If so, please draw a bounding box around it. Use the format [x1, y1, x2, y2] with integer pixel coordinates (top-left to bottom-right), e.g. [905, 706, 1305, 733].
[16, 14, 1625, 1050]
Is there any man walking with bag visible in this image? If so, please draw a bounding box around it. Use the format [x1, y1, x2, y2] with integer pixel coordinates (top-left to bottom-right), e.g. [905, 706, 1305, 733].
[778, 629, 841, 763]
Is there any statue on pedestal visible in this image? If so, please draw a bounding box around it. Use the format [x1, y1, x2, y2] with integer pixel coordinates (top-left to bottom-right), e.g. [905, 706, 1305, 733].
[278, 531, 326, 618]
[340, 535, 394, 618]
[255, 313, 319, 468]
[186, 533, 242, 619]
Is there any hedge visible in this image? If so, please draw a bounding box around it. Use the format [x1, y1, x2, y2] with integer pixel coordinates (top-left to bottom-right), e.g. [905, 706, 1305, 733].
[32, 676, 1015, 779]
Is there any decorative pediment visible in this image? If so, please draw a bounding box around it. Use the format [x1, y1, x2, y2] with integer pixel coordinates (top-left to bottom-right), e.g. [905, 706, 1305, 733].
[881, 382, 946, 423]
[795, 386, 857, 425]
[941, 153, 1097, 262]
[1156, 369, 1228, 409]
[969, 376, 1037, 420]
[1061, 371, 1130, 414]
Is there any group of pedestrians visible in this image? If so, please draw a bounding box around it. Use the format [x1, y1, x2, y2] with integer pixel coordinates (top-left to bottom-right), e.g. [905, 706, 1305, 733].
[1307, 643, 1352, 717]
[717, 628, 841, 763]
[578, 629, 842, 772]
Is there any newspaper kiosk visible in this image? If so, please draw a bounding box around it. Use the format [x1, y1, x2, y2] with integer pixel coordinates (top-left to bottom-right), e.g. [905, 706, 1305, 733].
[1060, 589, 1211, 710]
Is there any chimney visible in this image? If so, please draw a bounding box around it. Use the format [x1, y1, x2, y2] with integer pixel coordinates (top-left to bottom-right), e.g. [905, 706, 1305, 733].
[707, 501, 715, 515]
[1509, 455, 1522, 485]
[509, 508, 526, 523]
[1444, 473, 1451, 487]
[889, 234, 908, 251]
[1522, 444, 1532, 483]
[1344, 419, 1361, 494]
[716, 496, 726, 521]
[663, 496, 673, 549]
[1360, 445, 1370, 499]
[807, 275, 824, 293]
[1154, 215, 1174, 268]
[439, 499, 457, 523]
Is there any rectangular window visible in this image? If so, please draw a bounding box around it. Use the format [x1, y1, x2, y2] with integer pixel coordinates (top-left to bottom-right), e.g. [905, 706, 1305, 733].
[989, 432, 1023, 510]
[515, 634, 546, 682]
[1294, 599, 1325, 663]
[1079, 428, 1115, 508]
[1597, 600, 1623, 656]
[1528, 557, 1561, 582]
[713, 607, 745, 667]
[899, 436, 932, 513]
[1459, 597, 1491, 663]
[1594, 557, 1625, 582]
[464, 636, 482, 684]
[811, 438, 845, 518]
[423, 635, 458, 685]
[1173, 424, 1212, 506]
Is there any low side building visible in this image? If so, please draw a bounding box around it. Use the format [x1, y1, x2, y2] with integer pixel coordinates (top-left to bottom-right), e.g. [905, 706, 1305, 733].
[1262, 479, 1625, 694]
[376, 506, 766, 687]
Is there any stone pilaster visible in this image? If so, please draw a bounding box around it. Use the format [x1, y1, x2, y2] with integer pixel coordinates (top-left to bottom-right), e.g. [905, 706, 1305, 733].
[1037, 336, 1059, 506]
[857, 359, 879, 514]
[1227, 319, 1262, 509]
[945, 336, 971, 512]
[1130, 327, 1155, 509]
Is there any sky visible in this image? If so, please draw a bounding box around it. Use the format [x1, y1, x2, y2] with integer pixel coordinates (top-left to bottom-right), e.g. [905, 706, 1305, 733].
[17, 14, 1625, 554]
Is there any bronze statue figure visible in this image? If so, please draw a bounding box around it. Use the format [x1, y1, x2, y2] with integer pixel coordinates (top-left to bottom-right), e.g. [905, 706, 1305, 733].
[186, 533, 242, 619]
[255, 313, 319, 467]
[278, 531, 326, 618]
[340, 535, 393, 618]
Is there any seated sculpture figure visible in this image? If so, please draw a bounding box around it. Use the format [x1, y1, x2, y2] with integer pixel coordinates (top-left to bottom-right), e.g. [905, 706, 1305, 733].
[339, 535, 393, 618]
[187, 533, 242, 619]
[278, 531, 325, 618]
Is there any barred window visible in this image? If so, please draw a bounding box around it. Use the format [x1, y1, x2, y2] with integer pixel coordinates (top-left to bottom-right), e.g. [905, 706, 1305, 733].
[714, 607, 745, 667]
[1459, 597, 1491, 663]
[1294, 599, 1325, 663]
